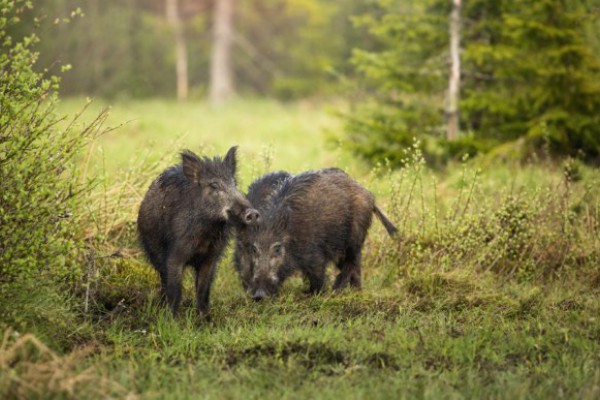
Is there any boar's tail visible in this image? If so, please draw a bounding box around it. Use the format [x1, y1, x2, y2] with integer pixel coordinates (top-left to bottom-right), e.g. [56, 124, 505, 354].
[373, 205, 398, 237]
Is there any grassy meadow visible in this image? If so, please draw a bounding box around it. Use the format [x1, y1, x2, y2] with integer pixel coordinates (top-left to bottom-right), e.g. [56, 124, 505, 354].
[2, 98, 600, 399]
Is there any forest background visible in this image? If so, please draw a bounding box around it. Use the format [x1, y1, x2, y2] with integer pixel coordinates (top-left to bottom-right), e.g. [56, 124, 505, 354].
[16, 0, 600, 164]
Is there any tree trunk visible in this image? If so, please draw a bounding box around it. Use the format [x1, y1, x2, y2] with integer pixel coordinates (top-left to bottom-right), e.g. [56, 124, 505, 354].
[166, 0, 188, 102]
[89, 0, 101, 94]
[210, 0, 234, 105]
[447, 0, 461, 140]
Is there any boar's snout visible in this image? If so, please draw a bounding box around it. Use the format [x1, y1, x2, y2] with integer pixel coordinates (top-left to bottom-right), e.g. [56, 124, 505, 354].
[252, 288, 267, 301]
[244, 208, 260, 225]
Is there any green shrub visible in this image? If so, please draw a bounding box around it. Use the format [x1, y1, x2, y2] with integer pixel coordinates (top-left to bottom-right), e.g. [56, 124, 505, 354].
[0, 1, 105, 287]
[363, 146, 599, 284]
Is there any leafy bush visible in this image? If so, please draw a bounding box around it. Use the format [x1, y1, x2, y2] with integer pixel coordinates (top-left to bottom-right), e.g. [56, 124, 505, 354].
[0, 1, 105, 287]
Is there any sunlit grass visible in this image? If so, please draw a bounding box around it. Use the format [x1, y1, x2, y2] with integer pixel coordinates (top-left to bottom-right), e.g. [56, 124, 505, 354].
[58, 97, 355, 185]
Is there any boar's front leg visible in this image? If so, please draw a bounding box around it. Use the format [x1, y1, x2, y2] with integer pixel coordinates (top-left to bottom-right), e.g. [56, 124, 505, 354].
[192, 255, 218, 319]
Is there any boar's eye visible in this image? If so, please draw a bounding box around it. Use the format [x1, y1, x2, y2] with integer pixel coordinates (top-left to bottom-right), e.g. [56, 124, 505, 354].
[272, 243, 282, 256]
[209, 182, 220, 190]
[251, 244, 259, 256]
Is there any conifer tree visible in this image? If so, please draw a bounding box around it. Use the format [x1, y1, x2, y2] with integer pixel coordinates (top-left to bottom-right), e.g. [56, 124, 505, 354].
[346, 0, 600, 165]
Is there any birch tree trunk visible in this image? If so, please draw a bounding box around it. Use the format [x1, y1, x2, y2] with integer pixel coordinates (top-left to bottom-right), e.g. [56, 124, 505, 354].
[166, 0, 188, 102]
[210, 0, 234, 105]
[447, 0, 461, 140]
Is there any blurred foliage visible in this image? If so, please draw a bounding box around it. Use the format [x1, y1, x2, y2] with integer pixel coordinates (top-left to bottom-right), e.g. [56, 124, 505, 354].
[345, 0, 600, 167]
[10, 0, 372, 100]
[11, 0, 196, 98]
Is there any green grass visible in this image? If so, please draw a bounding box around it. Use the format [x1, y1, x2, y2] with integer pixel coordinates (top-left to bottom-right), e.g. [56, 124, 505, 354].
[2, 98, 600, 399]
[92, 271, 598, 400]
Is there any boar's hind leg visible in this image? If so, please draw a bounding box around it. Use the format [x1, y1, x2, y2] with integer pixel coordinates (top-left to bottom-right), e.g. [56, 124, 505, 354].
[165, 252, 185, 315]
[348, 251, 362, 289]
[192, 255, 218, 318]
[333, 250, 362, 291]
[157, 267, 168, 304]
[141, 237, 169, 301]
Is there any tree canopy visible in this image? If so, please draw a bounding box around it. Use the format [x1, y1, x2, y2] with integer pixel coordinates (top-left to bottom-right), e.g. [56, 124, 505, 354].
[344, 0, 600, 166]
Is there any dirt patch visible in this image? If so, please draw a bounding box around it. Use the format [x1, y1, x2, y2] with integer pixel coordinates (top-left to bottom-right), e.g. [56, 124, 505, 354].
[224, 341, 402, 371]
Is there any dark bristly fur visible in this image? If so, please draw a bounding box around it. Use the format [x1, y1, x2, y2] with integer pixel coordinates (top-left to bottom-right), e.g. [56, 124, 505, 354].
[233, 171, 292, 290]
[246, 168, 398, 300]
[137, 146, 259, 317]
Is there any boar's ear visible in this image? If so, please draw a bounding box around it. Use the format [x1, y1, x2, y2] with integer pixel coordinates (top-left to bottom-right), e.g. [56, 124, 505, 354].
[223, 146, 238, 175]
[181, 150, 202, 183]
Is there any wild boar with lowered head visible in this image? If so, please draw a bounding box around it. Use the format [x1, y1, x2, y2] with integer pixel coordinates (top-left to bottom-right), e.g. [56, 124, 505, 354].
[245, 168, 397, 300]
[233, 171, 292, 291]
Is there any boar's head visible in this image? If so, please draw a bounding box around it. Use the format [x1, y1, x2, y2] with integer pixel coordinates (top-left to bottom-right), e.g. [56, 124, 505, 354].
[181, 146, 259, 225]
